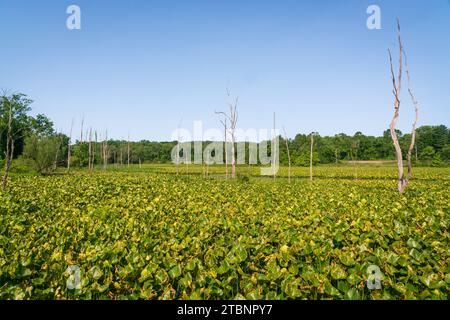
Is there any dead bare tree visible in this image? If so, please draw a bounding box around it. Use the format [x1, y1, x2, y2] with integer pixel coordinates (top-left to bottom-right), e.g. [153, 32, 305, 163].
[102, 130, 108, 170]
[120, 140, 123, 166]
[310, 132, 315, 181]
[80, 116, 84, 144]
[53, 129, 63, 171]
[88, 127, 93, 171]
[216, 88, 238, 179]
[2, 99, 14, 191]
[127, 132, 131, 168]
[215, 114, 228, 179]
[282, 126, 291, 183]
[80, 116, 85, 168]
[404, 50, 420, 180]
[100, 132, 104, 167]
[93, 131, 97, 170]
[273, 112, 276, 181]
[67, 119, 74, 172]
[388, 19, 407, 193]
[352, 139, 359, 180]
[176, 118, 183, 176]
[224, 118, 228, 179]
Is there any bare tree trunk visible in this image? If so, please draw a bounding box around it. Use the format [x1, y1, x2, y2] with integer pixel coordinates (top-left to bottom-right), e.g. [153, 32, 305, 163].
[229, 92, 238, 179]
[103, 131, 108, 170]
[80, 116, 84, 144]
[54, 145, 59, 170]
[282, 127, 291, 183]
[216, 97, 239, 179]
[247, 145, 251, 177]
[231, 137, 236, 179]
[67, 119, 74, 172]
[352, 140, 359, 180]
[100, 133, 104, 169]
[127, 133, 131, 168]
[310, 133, 314, 181]
[54, 131, 63, 171]
[404, 51, 419, 180]
[2, 140, 14, 191]
[93, 131, 97, 170]
[176, 119, 182, 176]
[2, 103, 13, 191]
[120, 142, 123, 166]
[176, 141, 180, 176]
[88, 128, 93, 171]
[216, 89, 238, 180]
[224, 117, 228, 179]
[273, 112, 276, 181]
[388, 19, 407, 193]
[80, 116, 84, 168]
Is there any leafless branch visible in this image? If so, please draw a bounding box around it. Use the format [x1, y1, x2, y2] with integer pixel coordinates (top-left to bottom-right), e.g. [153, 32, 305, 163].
[404, 49, 420, 180]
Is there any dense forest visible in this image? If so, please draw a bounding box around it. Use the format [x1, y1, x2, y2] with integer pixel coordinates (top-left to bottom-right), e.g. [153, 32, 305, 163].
[1, 93, 449, 173]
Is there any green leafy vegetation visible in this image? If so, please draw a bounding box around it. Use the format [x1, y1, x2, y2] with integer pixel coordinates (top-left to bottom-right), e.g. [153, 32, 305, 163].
[0, 166, 448, 300]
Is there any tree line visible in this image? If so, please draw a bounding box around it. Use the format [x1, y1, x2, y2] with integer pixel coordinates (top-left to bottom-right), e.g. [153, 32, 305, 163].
[1, 92, 449, 181]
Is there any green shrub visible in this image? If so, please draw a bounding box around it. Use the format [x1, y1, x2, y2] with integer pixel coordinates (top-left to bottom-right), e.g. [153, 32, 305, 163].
[23, 135, 61, 175]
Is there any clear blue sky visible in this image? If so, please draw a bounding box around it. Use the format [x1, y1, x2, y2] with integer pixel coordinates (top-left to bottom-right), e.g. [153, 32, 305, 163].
[0, 0, 449, 141]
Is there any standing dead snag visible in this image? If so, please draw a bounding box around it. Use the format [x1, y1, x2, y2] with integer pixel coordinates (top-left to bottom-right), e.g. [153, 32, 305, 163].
[282, 126, 291, 183]
[2, 99, 14, 191]
[215, 114, 228, 179]
[80, 116, 84, 167]
[388, 19, 418, 193]
[93, 131, 97, 170]
[53, 129, 64, 170]
[352, 139, 359, 180]
[228, 90, 238, 179]
[273, 112, 276, 181]
[88, 127, 93, 171]
[388, 19, 407, 193]
[175, 118, 183, 176]
[127, 133, 131, 168]
[102, 130, 108, 170]
[120, 141, 123, 166]
[310, 132, 315, 181]
[404, 51, 419, 180]
[67, 119, 74, 172]
[80, 116, 84, 144]
[216, 88, 238, 179]
[79, 116, 85, 168]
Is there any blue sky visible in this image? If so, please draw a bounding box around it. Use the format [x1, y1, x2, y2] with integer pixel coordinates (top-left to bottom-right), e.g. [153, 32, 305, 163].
[0, 0, 449, 141]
